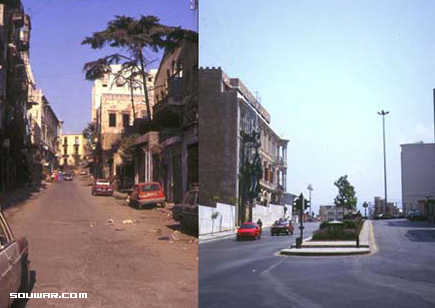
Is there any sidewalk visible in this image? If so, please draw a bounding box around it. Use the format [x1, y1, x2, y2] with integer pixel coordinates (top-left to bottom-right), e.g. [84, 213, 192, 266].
[199, 229, 237, 243]
[280, 220, 373, 256]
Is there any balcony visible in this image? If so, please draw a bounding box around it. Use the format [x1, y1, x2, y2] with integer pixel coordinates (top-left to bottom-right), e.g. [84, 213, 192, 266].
[276, 156, 286, 167]
[12, 12, 24, 27]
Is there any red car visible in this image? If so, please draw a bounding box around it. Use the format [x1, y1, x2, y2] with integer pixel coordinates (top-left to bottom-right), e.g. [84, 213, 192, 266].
[91, 179, 113, 196]
[271, 219, 294, 236]
[129, 182, 165, 209]
[236, 223, 262, 241]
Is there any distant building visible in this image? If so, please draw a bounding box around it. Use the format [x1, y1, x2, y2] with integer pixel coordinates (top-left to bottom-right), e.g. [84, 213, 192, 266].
[58, 134, 86, 168]
[373, 196, 400, 216]
[401, 143, 435, 216]
[318, 205, 346, 221]
[199, 67, 288, 223]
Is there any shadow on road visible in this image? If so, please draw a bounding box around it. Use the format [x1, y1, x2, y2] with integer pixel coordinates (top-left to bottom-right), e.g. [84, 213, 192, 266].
[405, 230, 435, 242]
[11, 270, 37, 308]
[387, 219, 435, 228]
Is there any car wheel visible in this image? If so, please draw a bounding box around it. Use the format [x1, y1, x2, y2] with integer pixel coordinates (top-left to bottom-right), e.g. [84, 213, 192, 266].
[290, 231, 294, 235]
[91, 191, 95, 196]
[160, 202, 166, 208]
[19, 257, 29, 293]
[271, 232, 274, 236]
[236, 236, 240, 241]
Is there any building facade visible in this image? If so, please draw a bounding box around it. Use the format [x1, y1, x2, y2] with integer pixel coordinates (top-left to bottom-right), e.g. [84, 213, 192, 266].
[401, 143, 435, 216]
[199, 67, 288, 223]
[91, 64, 157, 178]
[318, 205, 346, 221]
[131, 39, 199, 203]
[58, 134, 86, 168]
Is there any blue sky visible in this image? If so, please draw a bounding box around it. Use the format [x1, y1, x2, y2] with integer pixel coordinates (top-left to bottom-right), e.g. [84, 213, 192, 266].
[200, 0, 435, 213]
[22, 0, 197, 133]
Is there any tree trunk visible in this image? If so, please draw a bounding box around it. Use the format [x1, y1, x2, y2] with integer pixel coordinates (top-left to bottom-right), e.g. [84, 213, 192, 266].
[130, 79, 136, 121]
[138, 46, 151, 121]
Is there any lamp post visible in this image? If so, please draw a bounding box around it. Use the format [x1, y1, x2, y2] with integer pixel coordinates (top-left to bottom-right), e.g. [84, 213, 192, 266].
[378, 110, 389, 212]
[307, 184, 313, 217]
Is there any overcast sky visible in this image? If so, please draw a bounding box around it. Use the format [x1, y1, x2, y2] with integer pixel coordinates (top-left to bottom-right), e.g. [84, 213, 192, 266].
[22, 0, 197, 134]
[200, 0, 435, 213]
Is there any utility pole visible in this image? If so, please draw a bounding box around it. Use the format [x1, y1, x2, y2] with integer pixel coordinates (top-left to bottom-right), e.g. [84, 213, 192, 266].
[307, 184, 313, 217]
[378, 110, 389, 212]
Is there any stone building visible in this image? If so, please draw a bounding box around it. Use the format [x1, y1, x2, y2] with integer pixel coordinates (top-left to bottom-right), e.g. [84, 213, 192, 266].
[58, 134, 86, 168]
[0, 1, 62, 190]
[91, 64, 157, 178]
[199, 67, 288, 223]
[318, 205, 346, 221]
[131, 39, 198, 203]
[401, 143, 435, 217]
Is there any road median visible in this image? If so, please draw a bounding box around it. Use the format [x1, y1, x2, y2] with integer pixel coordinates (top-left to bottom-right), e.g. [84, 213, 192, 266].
[280, 220, 374, 256]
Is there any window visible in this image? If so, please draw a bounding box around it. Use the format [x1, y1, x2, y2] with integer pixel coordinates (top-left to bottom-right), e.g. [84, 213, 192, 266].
[63, 146, 68, 155]
[74, 145, 79, 155]
[123, 114, 130, 128]
[75, 137, 79, 145]
[64, 137, 67, 145]
[109, 113, 116, 127]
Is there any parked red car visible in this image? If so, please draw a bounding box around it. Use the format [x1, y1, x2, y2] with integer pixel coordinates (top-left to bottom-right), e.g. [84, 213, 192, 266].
[236, 223, 262, 241]
[91, 179, 113, 196]
[129, 182, 165, 209]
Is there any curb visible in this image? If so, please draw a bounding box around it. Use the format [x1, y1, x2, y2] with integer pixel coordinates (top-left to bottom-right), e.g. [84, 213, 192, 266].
[199, 231, 237, 244]
[280, 220, 374, 257]
[280, 248, 371, 256]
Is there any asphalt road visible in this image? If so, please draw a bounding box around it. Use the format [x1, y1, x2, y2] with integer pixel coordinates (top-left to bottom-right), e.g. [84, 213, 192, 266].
[5, 177, 197, 308]
[199, 219, 435, 308]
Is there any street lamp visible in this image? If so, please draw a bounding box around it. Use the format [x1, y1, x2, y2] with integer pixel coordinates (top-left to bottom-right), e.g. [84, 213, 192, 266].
[307, 184, 313, 217]
[378, 110, 389, 211]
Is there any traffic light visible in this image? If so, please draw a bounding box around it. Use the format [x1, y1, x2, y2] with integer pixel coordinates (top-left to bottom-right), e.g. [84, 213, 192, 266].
[293, 193, 305, 211]
[304, 199, 310, 210]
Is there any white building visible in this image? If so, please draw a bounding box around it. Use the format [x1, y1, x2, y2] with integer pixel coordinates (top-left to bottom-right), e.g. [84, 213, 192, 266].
[401, 143, 435, 215]
[318, 205, 346, 221]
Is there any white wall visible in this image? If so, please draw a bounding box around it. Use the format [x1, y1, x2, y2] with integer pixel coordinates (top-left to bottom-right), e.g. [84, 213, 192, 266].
[199, 202, 288, 235]
[199, 202, 236, 235]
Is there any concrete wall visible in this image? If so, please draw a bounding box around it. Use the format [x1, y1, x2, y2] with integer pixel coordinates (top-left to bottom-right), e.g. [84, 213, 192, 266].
[199, 202, 287, 235]
[199, 202, 237, 235]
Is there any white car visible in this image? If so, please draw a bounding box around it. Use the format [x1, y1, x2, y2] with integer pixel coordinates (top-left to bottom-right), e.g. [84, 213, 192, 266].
[0, 208, 29, 308]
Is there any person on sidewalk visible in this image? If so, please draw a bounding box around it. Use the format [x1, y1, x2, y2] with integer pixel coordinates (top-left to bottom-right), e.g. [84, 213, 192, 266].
[256, 218, 263, 233]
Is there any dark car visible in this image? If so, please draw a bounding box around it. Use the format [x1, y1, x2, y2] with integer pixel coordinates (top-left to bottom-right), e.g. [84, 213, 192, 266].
[129, 182, 165, 209]
[236, 223, 262, 241]
[407, 210, 425, 221]
[64, 171, 74, 181]
[271, 219, 294, 236]
[91, 179, 113, 196]
[172, 185, 198, 234]
[0, 206, 30, 308]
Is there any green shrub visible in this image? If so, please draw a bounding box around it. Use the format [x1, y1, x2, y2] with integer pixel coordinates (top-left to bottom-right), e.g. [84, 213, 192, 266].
[312, 228, 358, 241]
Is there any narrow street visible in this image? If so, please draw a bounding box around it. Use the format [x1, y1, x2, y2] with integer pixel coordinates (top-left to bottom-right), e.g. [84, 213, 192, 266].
[199, 220, 435, 308]
[5, 176, 197, 308]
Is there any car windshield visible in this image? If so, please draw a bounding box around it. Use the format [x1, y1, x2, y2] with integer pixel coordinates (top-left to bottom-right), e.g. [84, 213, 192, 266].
[240, 224, 255, 229]
[140, 184, 160, 192]
[96, 180, 110, 185]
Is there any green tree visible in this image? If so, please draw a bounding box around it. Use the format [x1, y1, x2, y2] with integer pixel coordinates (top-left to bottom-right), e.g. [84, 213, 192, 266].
[333, 175, 357, 210]
[81, 15, 197, 121]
